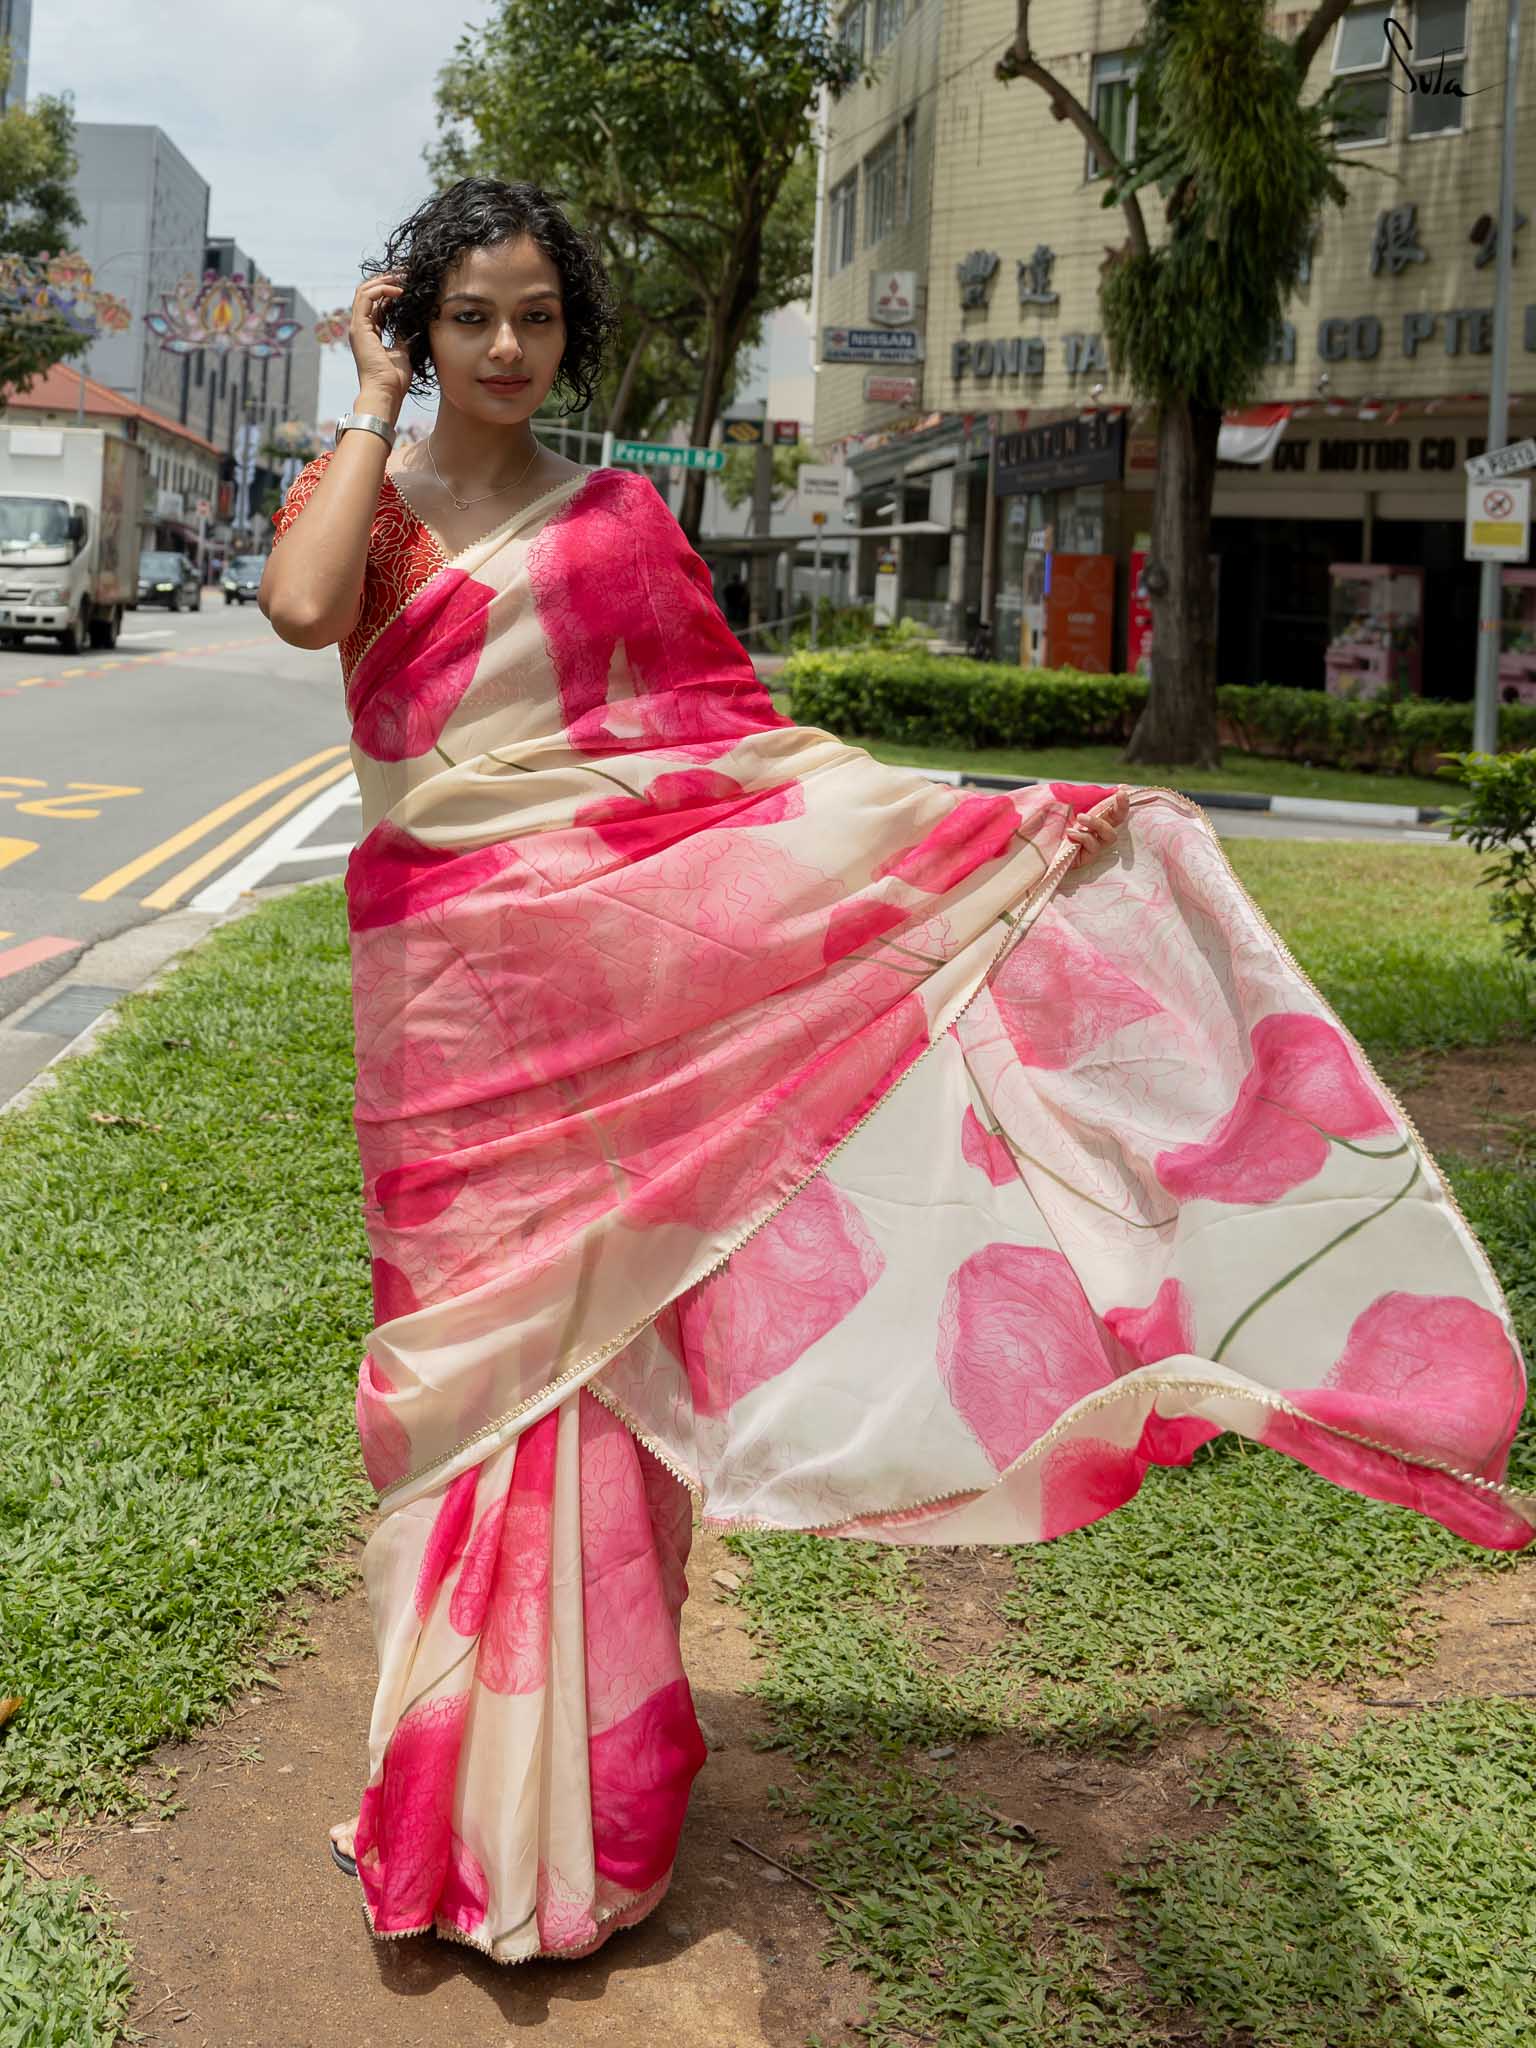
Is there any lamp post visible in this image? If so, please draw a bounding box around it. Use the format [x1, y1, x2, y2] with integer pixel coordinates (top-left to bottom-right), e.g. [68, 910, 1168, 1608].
[1471, 0, 1523, 757]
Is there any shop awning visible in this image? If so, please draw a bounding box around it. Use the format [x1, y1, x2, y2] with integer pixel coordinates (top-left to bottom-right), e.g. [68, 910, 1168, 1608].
[846, 520, 950, 536]
[1218, 403, 1293, 465]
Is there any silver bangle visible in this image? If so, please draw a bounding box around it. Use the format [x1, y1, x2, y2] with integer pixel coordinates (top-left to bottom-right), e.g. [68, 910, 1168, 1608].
[334, 411, 397, 450]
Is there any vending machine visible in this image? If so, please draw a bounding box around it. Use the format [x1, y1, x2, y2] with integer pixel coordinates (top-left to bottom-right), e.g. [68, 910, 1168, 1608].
[1323, 564, 1424, 699]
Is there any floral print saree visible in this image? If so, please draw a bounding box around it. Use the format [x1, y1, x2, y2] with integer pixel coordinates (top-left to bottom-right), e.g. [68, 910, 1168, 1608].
[273, 454, 1534, 1966]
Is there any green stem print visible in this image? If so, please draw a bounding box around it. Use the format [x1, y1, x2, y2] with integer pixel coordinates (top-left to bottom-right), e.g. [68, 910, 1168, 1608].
[1212, 1153, 1424, 1364]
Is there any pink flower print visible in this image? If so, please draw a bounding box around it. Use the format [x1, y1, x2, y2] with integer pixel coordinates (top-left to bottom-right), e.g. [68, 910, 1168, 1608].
[438, 1832, 491, 1936]
[354, 1690, 470, 1933]
[356, 1353, 412, 1493]
[528, 470, 790, 758]
[989, 911, 1162, 1069]
[937, 1245, 1120, 1471]
[414, 1467, 479, 1620]
[1295, 1291, 1525, 1476]
[374, 1155, 470, 1231]
[1039, 1437, 1144, 1541]
[1050, 781, 1120, 814]
[660, 1175, 885, 1416]
[960, 1103, 1021, 1187]
[448, 1411, 558, 1693]
[1155, 1011, 1398, 1205]
[587, 1676, 708, 1894]
[572, 767, 804, 860]
[345, 568, 493, 761]
[537, 1861, 600, 1954]
[370, 1257, 421, 1325]
[1103, 1277, 1196, 1367]
[345, 815, 528, 933]
[872, 791, 1021, 895]
[823, 895, 911, 965]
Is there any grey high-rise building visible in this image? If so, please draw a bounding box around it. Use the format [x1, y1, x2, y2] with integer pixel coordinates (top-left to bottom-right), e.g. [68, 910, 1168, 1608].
[0, 0, 31, 111]
[70, 124, 323, 539]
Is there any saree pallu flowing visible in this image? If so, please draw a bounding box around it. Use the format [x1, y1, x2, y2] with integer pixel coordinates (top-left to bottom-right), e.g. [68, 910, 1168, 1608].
[273, 455, 1536, 1966]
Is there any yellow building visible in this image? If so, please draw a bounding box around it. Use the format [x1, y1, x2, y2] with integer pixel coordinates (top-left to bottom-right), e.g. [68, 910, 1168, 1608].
[812, 0, 1535, 689]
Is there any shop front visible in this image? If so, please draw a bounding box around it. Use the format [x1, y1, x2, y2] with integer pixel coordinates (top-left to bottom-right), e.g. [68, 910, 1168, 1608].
[842, 414, 991, 641]
[1210, 406, 1532, 698]
[993, 410, 1136, 669]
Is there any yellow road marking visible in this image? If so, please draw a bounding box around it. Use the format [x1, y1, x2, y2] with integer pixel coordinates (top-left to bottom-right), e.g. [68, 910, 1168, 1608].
[79, 747, 350, 903]
[60, 666, 86, 676]
[15, 676, 45, 688]
[0, 839, 34, 872]
[138, 760, 355, 910]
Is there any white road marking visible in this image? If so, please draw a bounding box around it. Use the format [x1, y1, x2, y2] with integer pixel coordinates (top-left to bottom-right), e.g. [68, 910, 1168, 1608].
[117, 630, 172, 644]
[187, 772, 360, 912]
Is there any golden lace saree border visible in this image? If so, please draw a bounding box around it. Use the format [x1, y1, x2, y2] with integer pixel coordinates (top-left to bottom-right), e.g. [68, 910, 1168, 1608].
[357, 1865, 673, 1965]
[372, 817, 1075, 1514]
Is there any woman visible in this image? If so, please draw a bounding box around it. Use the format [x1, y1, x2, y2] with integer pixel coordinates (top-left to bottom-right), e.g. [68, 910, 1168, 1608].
[262, 177, 1534, 1966]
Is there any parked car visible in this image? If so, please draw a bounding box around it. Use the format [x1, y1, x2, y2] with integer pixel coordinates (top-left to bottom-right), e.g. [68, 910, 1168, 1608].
[222, 554, 265, 605]
[138, 551, 200, 611]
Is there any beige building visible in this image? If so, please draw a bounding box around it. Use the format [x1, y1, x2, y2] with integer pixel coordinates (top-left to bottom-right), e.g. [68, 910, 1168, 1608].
[812, 0, 1535, 689]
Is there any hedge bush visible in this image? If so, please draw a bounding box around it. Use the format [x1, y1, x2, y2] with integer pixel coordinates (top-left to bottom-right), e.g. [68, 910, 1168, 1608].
[1444, 748, 1536, 963]
[781, 650, 1536, 777]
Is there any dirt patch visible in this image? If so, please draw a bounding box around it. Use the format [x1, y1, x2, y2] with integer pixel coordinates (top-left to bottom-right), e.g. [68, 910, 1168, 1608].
[65, 1528, 866, 2048]
[906, 1547, 1017, 1671]
[1275, 1562, 1536, 1740]
[1390, 1041, 1536, 1164]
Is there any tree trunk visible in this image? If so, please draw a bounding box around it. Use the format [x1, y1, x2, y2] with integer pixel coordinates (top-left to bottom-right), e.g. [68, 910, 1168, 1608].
[1122, 396, 1223, 769]
[605, 319, 652, 442]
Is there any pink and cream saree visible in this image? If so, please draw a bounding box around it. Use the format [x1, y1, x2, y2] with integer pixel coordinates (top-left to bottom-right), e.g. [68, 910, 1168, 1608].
[273, 454, 1535, 1965]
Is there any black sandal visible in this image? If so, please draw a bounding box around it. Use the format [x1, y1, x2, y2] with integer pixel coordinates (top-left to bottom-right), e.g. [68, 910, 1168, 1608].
[330, 1836, 358, 1879]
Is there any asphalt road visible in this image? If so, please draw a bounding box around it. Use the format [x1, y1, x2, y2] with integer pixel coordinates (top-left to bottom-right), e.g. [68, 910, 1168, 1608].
[0, 593, 357, 1027]
[0, 597, 1450, 1043]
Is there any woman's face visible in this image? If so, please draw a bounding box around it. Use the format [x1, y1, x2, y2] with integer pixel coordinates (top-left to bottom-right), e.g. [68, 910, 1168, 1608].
[427, 234, 567, 422]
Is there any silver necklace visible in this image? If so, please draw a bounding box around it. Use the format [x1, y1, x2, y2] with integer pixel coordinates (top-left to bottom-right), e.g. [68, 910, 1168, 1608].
[425, 431, 542, 510]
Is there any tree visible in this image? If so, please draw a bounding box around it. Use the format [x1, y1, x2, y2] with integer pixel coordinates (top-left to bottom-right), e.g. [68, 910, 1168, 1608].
[718, 436, 815, 511]
[430, 0, 857, 542]
[0, 43, 91, 397]
[997, 0, 1357, 766]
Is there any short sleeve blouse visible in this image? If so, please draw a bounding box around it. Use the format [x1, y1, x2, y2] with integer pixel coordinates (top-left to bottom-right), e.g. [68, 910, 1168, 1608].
[271, 449, 450, 683]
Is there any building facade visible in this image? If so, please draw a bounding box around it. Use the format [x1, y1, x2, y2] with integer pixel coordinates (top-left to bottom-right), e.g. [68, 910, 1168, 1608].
[812, 0, 1536, 691]
[70, 127, 322, 551]
[0, 0, 32, 110]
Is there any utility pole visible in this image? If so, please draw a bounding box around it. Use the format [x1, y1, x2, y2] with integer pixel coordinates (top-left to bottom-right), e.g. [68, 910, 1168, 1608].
[1472, 0, 1523, 756]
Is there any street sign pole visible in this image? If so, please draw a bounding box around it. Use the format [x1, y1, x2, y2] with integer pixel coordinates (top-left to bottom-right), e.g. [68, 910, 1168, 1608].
[1473, 0, 1522, 755]
[811, 511, 827, 649]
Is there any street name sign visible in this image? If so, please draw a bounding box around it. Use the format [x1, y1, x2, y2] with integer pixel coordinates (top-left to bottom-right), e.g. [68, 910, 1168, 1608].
[612, 440, 724, 471]
[1465, 438, 1536, 484]
[1465, 477, 1531, 563]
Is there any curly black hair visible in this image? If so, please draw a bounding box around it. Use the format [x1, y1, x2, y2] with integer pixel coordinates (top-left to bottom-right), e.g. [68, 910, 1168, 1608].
[359, 178, 619, 417]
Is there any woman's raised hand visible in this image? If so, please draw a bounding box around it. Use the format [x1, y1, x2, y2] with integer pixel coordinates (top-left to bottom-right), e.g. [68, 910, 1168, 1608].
[1064, 787, 1130, 869]
[348, 272, 412, 415]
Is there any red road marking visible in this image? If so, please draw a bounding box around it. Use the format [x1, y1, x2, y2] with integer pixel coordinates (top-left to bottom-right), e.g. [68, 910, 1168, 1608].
[0, 934, 80, 978]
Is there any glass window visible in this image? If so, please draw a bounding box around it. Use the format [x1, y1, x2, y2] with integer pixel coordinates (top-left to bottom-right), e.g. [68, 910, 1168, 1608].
[838, 2, 864, 62]
[863, 132, 899, 247]
[1408, 0, 1466, 131]
[1336, 75, 1390, 142]
[872, 0, 903, 55]
[829, 172, 858, 274]
[900, 110, 916, 224]
[1086, 52, 1138, 180]
[1333, 1, 1392, 70]
[1416, 0, 1466, 55]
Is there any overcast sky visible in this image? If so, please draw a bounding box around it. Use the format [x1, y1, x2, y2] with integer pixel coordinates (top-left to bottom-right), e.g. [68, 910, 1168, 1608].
[29, 0, 481, 426]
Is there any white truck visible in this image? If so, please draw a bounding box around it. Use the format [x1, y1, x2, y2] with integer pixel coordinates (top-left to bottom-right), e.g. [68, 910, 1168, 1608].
[0, 423, 146, 654]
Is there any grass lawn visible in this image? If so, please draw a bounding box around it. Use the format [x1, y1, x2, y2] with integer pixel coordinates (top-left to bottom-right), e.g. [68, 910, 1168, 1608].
[767, 690, 1459, 810]
[0, 841, 1531, 2043]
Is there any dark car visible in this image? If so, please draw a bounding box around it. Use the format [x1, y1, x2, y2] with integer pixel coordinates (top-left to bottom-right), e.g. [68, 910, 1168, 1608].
[137, 551, 200, 611]
[222, 553, 265, 605]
